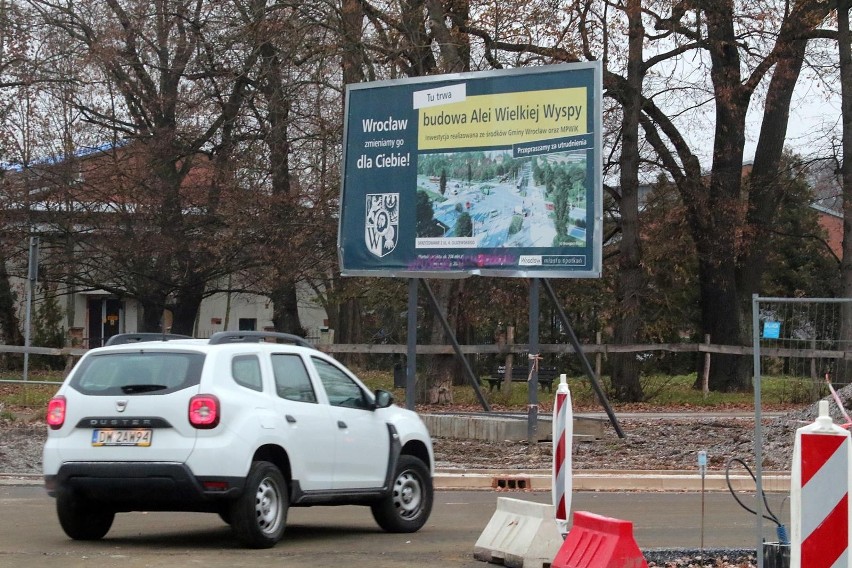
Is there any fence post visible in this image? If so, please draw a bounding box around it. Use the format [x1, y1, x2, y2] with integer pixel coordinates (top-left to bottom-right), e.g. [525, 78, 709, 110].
[504, 326, 515, 392]
[810, 337, 820, 402]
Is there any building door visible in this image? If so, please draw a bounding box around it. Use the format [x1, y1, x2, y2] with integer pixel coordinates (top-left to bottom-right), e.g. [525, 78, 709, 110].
[88, 298, 122, 348]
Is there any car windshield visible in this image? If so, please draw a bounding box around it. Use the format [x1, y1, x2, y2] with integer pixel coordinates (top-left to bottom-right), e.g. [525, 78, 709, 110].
[70, 351, 205, 396]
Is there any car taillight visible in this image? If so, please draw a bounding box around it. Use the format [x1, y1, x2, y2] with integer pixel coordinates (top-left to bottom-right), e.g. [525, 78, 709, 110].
[188, 394, 220, 429]
[46, 396, 66, 430]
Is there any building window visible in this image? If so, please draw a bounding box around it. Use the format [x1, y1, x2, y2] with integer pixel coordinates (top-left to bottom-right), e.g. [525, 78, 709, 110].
[238, 318, 256, 331]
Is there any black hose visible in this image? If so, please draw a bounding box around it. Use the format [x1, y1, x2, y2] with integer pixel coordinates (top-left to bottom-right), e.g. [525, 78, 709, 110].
[725, 457, 784, 527]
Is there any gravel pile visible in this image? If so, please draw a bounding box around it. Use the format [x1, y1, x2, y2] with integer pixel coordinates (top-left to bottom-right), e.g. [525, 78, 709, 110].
[644, 548, 758, 567]
[433, 385, 852, 473]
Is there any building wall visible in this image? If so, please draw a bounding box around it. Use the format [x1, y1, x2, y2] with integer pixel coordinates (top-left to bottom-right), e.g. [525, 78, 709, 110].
[195, 291, 274, 337]
[817, 208, 843, 260]
[16, 275, 328, 348]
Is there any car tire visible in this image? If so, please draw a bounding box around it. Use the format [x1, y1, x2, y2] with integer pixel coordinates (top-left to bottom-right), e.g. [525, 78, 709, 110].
[229, 461, 288, 548]
[56, 490, 115, 540]
[371, 455, 433, 533]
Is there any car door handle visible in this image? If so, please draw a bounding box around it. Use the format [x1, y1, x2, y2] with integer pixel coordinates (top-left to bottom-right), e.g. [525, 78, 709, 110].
[337, 420, 347, 429]
[285, 415, 297, 423]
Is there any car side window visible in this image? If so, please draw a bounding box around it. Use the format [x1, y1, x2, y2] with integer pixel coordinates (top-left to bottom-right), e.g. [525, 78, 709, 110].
[311, 357, 368, 409]
[232, 355, 263, 392]
[271, 354, 317, 403]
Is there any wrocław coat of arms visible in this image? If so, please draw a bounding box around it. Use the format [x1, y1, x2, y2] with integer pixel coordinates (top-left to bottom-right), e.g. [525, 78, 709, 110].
[365, 193, 399, 257]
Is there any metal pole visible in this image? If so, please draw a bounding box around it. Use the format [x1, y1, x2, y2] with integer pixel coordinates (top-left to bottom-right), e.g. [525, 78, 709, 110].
[528, 278, 539, 444]
[406, 278, 418, 411]
[23, 236, 39, 382]
[541, 279, 625, 438]
[698, 450, 707, 550]
[752, 294, 764, 568]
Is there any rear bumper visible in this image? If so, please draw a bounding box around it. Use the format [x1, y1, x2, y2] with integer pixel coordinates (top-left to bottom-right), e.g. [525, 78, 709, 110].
[45, 462, 245, 511]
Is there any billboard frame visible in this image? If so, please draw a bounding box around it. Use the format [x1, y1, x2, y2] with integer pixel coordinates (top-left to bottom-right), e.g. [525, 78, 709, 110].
[338, 62, 603, 279]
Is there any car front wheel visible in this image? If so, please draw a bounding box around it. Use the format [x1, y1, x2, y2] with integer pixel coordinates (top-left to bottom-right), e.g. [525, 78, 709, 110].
[229, 461, 288, 548]
[371, 455, 433, 533]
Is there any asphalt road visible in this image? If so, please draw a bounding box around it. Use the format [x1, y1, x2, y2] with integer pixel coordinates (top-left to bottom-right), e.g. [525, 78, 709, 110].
[0, 485, 787, 568]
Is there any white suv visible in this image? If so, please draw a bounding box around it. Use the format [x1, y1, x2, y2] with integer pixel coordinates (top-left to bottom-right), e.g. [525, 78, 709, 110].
[43, 332, 434, 548]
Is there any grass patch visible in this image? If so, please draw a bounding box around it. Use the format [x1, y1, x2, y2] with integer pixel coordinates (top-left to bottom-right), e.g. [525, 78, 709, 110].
[0, 371, 66, 415]
[358, 370, 823, 410]
[0, 368, 824, 416]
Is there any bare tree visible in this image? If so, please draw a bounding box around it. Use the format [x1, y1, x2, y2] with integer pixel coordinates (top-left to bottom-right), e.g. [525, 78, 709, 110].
[837, 2, 852, 362]
[607, 0, 645, 401]
[648, 0, 831, 390]
[27, 0, 263, 334]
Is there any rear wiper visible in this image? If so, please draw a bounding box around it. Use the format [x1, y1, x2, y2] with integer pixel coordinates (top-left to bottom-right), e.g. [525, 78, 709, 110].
[121, 384, 168, 394]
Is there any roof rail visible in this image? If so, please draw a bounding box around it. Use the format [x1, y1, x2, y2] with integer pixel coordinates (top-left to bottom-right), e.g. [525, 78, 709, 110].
[208, 331, 314, 348]
[104, 333, 194, 346]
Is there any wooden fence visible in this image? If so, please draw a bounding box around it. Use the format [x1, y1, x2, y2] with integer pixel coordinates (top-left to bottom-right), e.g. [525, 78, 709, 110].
[0, 338, 848, 381]
[0, 339, 849, 360]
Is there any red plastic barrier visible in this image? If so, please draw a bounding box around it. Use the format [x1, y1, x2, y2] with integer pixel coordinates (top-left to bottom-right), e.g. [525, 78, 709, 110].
[551, 511, 648, 568]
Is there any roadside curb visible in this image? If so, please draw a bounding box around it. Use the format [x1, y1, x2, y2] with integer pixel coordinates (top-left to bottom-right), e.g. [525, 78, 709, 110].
[1, 470, 791, 492]
[435, 469, 790, 492]
[0, 474, 41, 486]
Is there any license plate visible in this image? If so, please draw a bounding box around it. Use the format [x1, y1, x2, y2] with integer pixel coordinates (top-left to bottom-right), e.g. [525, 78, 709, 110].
[91, 429, 153, 447]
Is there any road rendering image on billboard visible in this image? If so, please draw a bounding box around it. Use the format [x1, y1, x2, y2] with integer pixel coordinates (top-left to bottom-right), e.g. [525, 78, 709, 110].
[339, 62, 602, 278]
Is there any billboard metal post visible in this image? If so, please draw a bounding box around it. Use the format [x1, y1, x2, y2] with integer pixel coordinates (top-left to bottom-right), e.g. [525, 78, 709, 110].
[406, 278, 418, 410]
[528, 278, 540, 443]
[339, 63, 604, 412]
[542, 279, 624, 438]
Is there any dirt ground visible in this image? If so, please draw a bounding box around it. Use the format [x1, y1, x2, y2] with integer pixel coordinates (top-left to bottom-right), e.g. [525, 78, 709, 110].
[5, 390, 850, 475]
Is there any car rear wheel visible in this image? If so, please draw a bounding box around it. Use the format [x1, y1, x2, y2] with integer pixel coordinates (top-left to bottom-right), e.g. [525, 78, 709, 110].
[56, 490, 115, 541]
[229, 461, 288, 548]
[371, 455, 433, 533]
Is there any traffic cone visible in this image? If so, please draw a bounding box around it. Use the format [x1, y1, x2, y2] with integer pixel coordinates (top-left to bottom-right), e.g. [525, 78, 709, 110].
[790, 399, 851, 568]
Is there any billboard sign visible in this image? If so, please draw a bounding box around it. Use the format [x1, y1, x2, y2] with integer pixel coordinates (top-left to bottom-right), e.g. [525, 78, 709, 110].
[339, 62, 602, 278]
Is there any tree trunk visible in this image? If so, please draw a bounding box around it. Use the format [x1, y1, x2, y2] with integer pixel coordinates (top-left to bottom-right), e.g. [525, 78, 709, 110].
[341, 0, 366, 84]
[271, 279, 304, 335]
[423, 280, 459, 402]
[697, 256, 749, 391]
[0, 259, 23, 370]
[739, 1, 832, 297]
[140, 298, 165, 334]
[170, 282, 205, 336]
[839, 2, 852, 369]
[694, 1, 750, 391]
[609, 0, 644, 402]
[336, 297, 364, 366]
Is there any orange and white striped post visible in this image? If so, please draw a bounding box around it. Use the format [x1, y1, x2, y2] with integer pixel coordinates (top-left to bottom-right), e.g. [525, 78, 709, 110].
[552, 373, 572, 536]
[790, 399, 851, 568]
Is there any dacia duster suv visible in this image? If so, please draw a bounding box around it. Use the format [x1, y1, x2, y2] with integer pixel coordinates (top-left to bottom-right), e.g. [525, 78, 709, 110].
[43, 332, 434, 548]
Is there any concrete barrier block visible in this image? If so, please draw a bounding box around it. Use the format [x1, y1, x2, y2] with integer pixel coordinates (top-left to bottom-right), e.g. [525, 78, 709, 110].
[474, 497, 564, 568]
[420, 413, 605, 443]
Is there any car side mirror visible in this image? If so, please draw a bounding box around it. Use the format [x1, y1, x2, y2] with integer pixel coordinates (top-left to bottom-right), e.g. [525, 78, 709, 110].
[374, 389, 394, 409]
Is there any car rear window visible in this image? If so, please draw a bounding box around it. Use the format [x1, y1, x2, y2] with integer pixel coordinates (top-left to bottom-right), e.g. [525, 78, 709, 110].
[70, 352, 205, 395]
